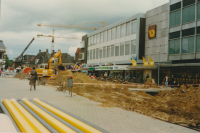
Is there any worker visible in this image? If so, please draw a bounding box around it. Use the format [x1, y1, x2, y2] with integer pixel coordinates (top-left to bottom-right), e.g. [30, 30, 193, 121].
[29, 66, 38, 91]
[146, 74, 150, 81]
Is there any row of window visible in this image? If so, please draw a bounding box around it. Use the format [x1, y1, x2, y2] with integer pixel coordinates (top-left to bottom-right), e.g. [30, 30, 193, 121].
[170, 0, 197, 12]
[169, 35, 200, 55]
[88, 21, 137, 46]
[87, 40, 136, 60]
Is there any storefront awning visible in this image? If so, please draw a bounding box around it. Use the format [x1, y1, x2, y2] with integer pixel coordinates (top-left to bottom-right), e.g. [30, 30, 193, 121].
[88, 67, 95, 70]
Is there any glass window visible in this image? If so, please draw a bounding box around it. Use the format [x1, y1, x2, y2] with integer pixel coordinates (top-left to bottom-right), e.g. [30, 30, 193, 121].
[112, 28, 115, 40]
[121, 24, 125, 37]
[131, 40, 136, 54]
[103, 31, 107, 42]
[182, 28, 195, 37]
[169, 40, 175, 55]
[169, 39, 180, 55]
[169, 31, 180, 39]
[183, 0, 195, 7]
[116, 26, 120, 38]
[87, 51, 89, 60]
[94, 35, 96, 44]
[100, 32, 103, 43]
[97, 34, 100, 44]
[131, 21, 137, 34]
[170, 10, 181, 27]
[126, 22, 131, 36]
[93, 49, 95, 59]
[111, 45, 114, 56]
[115, 45, 119, 56]
[99, 49, 102, 58]
[182, 5, 195, 24]
[96, 49, 99, 59]
[91, 36, 93, 45]
[88, 37, 91, 46]
[90, 50, 92, 60]
[125, 41, 130, 55]
[103, 47, 106, 58]
[170, 2, 181, 12]
[197, 3, 200, 20]
[120, 42, 124, 56]
[108, 30, 111, 41]
[182, 36, 194, 53]
[197, 35, 200, 52]
[107, 46, 110, 57]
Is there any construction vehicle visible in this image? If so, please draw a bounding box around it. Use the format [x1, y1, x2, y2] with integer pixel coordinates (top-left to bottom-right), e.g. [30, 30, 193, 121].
[37, 22, 106, 30]
[37, 29, 81, 52]
[36, 50, 63, 80]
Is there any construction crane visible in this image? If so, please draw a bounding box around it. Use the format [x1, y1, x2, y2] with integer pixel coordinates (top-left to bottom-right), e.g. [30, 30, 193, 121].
[37, 22, 106, 30]
[37, 29, 81, 52]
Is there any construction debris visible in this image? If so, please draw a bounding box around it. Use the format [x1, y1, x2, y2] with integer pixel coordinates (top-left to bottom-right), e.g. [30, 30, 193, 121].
[14, 73, 28, 79]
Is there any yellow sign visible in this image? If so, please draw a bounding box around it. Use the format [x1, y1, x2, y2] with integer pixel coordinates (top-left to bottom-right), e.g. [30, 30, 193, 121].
[148, 30, 155, 38]
[143, 57, 148, 67]
[148, 56, 154, 66]
[129, 58, 137, 67]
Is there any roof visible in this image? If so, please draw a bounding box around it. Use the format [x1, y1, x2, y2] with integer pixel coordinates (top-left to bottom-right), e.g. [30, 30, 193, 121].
[28, 56, 35, 62]
[50, 51, 74, 64]
[76, 48, 81, 53]
[0, 40, 6, 48]
[31, 52, 51, 65]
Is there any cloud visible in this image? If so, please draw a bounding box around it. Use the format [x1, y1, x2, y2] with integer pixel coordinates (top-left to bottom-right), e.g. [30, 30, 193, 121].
[9, 50, 13, 54]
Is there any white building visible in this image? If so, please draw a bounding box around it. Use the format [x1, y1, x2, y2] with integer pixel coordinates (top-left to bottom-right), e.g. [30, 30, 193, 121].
[0, 40, 6, 69]
[87, 13, 145, 65]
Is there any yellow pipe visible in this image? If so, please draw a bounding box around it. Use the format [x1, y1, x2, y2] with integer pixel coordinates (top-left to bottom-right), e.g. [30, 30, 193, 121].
[22, 98, 76, 133]
[33, 98, 102, 133]
[2, 99, 36, 133]
[10, 99, 50, 133]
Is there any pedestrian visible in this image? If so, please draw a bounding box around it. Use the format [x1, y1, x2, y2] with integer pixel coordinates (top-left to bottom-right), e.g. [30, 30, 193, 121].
[170, 75, 175, 88]
[146, 74, 150, 81]
[29, 66, 38, 91]
[164, 75, 169, 88]
[104, 72, 108, 78]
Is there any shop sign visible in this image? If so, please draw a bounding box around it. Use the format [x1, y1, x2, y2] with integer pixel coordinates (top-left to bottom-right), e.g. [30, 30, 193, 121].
[98, 67, 113, 70]
[148, 25, 156, 39]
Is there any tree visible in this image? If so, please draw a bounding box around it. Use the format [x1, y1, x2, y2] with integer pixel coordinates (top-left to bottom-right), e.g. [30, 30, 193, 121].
[5, 55, 10, 69]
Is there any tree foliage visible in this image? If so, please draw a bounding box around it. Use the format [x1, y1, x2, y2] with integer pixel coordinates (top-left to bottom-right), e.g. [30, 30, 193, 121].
[5, 55, 11, 69]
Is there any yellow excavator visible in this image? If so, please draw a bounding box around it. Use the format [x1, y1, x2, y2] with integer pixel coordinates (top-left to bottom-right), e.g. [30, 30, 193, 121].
[36, 50, 64, 80]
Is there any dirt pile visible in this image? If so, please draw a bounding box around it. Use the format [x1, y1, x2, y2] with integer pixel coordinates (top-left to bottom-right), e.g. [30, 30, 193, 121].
[73, 72, 99, 83]
[144, 78, 157, 86]
[14, 73, 28, 79]
[55, 71, 73, 82]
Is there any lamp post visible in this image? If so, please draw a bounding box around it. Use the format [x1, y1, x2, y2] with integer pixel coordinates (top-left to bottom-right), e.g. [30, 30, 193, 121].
[156, 51, 160, 86]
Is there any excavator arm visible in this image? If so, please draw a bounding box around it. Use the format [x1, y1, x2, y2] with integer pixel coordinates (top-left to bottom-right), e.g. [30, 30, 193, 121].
[48, 50, 62, 70]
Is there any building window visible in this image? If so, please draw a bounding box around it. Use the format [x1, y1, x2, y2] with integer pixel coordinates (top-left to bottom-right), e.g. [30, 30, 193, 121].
[100, 32, 103, 43]
[90, 50, 92, 60]
[91, 36, 93, 45]
[88, 38, 91, 46]
[93, 49, 95, 59]
[103, 47, 106, 58]
[99, 49, 102, 58]
[87, 51, 89, 60]
[183, 0, 195, 7]
[103, 31, 107, 42]
[131, 21, 137, 34]
[111, 45, 114, 57]
[170, 2, 181, 12]
[169, 39, 180, 55]
[96, 49, 99, 59]
[97, 34, 100, 44]
[107, 46, 110, 57]
[182, 5, 195, 24]
[116, 26, 120, 38]
[196, 35, 200, 52]
[125, 41, 130, 55]
[182, 28, 195, 37]
[170, 10, 181, 27]
[108, 30, 111, 41]
[115, 45, 119, 56]
[169, 31, 180, 39]
[131, 40, 136, 54]
[182, 36, 194, 53]
[120, 24, 125, 37]
[112, 28, 115, 40]
[198, 3, 200, 20]
[126, 22, 131, 36]
[94, 35, 96, 44]
[120, 42, 124, 56]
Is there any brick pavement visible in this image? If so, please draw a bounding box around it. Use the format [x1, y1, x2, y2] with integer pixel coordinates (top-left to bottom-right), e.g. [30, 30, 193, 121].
[0, 77, 199, 133]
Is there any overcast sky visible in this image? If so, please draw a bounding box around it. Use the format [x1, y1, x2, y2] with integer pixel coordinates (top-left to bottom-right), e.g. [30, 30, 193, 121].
[0, 0, 169, 59]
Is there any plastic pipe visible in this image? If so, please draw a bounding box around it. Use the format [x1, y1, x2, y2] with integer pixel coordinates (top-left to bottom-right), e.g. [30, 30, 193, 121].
[11, 99, 50, 133]
[2, 99, 36, 133]
[18, 101, 59, 133]
[22, 98, 76, 133]
[30, 100, 83, 133]
[0, 102, 20, 132]
[33, 98, 102, 133]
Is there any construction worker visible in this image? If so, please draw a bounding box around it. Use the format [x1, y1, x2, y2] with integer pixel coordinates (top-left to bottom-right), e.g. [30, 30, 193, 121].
[29, 66, 38, 91]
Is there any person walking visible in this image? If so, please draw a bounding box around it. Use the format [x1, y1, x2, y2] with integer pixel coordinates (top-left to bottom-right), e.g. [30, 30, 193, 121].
[164, 75, 169, 88]
[29, 66, 38, 91]
[170, 75, 175, 88]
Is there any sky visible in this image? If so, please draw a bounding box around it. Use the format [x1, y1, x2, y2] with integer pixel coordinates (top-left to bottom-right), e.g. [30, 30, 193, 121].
[0, 0, 169, 60]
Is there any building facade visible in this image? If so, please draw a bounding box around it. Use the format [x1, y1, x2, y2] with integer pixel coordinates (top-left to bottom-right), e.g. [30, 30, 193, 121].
[0, 40, 6, 70]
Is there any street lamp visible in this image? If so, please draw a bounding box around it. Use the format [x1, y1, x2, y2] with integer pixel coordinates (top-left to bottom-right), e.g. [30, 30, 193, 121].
[156, 51, 160, 86]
